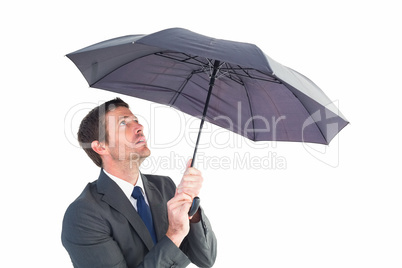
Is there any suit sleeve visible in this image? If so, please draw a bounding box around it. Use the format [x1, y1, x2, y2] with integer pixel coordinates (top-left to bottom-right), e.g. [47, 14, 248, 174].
[160, 175, 217, 268]
[180, 207, 218, 268]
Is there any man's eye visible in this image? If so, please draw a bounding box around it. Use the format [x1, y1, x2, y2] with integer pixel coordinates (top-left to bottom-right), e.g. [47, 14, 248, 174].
[120, 121, 126, 126]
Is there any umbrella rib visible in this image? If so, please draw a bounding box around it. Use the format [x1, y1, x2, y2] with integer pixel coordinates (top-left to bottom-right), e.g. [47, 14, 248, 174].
[224, 63, 256, 140]
[155, 52, 209, 68]
[238, 67, 281, 84]
[169, 71, 195, 107]
[256, 79, 291, 141]
[89, 52, 209, 87]
[242, 78, 256, 141]
[217, 63, 244, 86]
[156, 52, 281, 84]
[218, 67, 281, 85]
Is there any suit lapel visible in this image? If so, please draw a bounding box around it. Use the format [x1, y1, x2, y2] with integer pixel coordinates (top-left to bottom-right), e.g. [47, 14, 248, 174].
[141, 173, 169, 242]
[97, 170, 155, 251]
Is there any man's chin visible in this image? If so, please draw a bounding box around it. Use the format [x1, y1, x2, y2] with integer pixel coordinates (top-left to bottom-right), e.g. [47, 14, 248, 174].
[137, 147, 151, 160]
[143, 147, 151, 157]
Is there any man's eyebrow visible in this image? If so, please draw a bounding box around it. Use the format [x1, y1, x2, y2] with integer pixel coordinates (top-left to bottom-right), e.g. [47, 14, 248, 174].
[118, 115, 138, 121]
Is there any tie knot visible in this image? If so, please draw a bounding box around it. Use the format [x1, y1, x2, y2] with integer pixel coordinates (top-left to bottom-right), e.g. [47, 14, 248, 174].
[132, 186, 143, 200]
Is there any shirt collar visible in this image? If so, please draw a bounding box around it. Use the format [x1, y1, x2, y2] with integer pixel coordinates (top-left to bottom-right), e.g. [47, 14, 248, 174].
[103, 169, 145, 200]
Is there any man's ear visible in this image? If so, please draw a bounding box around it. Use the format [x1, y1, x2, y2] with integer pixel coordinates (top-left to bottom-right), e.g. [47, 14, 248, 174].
[91, 140, 107, 155]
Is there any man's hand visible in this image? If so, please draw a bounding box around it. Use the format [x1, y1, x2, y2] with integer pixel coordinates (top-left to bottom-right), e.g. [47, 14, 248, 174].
[166, 192, 192, 247]
[177, 159, 203, 200]
[166, 159, 204, 247]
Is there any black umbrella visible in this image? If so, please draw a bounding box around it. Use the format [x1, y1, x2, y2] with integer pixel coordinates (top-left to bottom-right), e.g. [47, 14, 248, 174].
[67, 28, 349, 215]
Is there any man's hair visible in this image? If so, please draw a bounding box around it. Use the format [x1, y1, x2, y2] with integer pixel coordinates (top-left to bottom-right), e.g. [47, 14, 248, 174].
[77, 98, 129, 167]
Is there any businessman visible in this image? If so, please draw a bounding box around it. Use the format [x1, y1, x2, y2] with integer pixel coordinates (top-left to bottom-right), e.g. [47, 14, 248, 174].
[62, 98, 217, 267]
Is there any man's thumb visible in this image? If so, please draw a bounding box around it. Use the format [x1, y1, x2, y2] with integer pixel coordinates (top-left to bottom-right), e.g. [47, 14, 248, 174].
[186, 158, 193, 169]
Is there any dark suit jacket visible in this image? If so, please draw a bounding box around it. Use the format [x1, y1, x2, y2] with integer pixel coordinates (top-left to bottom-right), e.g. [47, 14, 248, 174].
[62, 170, 217, 268]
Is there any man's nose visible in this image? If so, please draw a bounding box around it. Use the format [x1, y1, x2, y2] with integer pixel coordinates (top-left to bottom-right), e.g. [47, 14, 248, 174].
[134, 122, 143, 133]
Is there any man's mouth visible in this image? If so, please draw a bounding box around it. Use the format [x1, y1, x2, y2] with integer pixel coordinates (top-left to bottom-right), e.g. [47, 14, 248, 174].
[135, 136, 146, 145]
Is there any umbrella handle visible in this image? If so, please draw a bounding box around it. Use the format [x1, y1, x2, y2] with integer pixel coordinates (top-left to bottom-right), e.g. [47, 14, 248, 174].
[189, 197, 200, 217]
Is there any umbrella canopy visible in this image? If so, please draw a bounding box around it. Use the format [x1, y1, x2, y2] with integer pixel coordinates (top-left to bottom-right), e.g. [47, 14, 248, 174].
[67, 27, 349, 147]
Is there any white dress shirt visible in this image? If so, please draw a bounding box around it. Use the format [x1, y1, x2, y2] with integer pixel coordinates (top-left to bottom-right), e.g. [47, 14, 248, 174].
[103, 170, 150, 211]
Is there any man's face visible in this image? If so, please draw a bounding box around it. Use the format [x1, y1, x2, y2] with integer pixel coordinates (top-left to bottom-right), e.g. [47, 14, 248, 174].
[104, 106, 151, 164]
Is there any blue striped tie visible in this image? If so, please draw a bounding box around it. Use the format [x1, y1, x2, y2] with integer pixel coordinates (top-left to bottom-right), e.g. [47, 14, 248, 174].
[131, 186, 157, 244]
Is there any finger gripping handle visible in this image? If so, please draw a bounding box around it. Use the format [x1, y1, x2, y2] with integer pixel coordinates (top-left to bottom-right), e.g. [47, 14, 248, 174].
[188, 197, 200, 216]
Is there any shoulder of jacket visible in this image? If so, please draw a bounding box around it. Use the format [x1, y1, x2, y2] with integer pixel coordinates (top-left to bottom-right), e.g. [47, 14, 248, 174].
[143, 173, 176, 191]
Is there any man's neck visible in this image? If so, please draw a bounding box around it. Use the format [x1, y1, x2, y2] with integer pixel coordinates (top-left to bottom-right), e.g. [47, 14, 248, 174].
[103, 162, 140, 185]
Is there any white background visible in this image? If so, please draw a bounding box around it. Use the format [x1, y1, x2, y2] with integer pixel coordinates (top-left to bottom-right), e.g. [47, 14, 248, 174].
[2, 1, 401, 267]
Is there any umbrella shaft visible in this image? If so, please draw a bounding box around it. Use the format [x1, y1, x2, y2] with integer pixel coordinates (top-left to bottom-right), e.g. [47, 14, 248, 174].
[191, 60, 220, 167]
